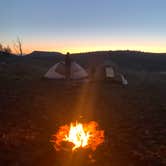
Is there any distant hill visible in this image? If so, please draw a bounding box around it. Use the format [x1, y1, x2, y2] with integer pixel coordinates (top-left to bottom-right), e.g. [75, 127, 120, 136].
[1, 50, 166, 81]
[72, 51, 166, 72]
[27, 51, 63, 57]
[1, 50, 166, 72]
[0, 51, 64, 80]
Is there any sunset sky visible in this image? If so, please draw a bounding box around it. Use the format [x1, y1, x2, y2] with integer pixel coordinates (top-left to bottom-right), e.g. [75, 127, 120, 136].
[1, 0, 166, 54]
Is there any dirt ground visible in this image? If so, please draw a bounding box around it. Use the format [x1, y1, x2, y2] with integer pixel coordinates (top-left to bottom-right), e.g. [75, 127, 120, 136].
[0, 79, 166, 166]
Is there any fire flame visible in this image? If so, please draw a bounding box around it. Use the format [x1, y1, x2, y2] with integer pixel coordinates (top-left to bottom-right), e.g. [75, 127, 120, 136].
[51, 121, 104, 151]
[64, 122, 90, 150]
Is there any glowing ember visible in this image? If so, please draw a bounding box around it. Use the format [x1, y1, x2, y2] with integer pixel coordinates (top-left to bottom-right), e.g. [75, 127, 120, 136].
[51, 121, 104, 151]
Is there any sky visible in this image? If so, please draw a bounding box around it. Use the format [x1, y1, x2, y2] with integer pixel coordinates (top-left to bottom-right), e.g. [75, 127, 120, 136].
[0, 0, 166, 54]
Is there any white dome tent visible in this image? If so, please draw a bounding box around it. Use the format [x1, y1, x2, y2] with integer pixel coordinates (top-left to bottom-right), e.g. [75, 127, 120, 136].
[44, 61, 88, 80]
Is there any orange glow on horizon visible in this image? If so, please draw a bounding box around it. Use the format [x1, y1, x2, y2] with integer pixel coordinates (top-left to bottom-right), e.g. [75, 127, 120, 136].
[21, 45, 166, 54]
[13, 39, 166, 54]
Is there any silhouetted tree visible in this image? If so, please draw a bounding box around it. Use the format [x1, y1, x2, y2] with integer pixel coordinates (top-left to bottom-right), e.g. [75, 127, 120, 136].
[0, 43, 3, 52]
[0, 43, 3, 56]
[3, 45, 12, 54]
[14, 37, 23, 56]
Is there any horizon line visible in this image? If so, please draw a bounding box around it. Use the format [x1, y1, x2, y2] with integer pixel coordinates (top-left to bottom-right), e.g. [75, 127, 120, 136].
[23, 49, 166, 55]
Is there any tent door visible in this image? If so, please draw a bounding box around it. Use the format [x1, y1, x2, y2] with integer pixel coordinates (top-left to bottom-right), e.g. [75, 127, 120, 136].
[105, 67, 115, 78]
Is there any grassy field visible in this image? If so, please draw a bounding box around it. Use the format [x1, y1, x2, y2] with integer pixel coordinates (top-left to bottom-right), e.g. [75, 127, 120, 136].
[0, 53, 166, 166]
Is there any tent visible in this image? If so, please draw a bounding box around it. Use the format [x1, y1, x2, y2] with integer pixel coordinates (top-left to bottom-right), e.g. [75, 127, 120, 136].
[44, 61, 88, 79]
[89, 60, 128, 85]
[104, 61, 128, 85]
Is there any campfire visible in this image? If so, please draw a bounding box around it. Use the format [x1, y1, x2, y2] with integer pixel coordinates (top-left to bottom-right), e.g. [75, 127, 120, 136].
[51, 121, 104, 151]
